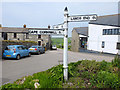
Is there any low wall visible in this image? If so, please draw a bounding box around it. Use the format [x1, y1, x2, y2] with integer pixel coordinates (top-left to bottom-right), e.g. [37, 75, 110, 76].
[2, 40, 37, 51]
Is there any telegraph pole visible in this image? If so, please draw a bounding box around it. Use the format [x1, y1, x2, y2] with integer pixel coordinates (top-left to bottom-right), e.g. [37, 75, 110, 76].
[63, 7, 68, 81]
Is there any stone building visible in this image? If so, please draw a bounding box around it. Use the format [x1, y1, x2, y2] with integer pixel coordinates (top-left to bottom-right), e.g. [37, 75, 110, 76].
[71, 27, 88, 52]
[0, 25, 51, 49]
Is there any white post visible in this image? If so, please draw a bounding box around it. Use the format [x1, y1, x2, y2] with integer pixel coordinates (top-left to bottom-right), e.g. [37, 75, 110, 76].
[63, 7, 68, 81]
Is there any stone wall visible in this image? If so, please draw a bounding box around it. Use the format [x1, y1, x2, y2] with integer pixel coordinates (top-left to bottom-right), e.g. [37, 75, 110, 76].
[2, 40, 37, 51]
[7, 33, 25, 40]
[71, 30, 80, 52]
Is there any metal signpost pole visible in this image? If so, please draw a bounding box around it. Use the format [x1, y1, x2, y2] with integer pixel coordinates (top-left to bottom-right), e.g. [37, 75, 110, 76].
[63, 7, 68, 81]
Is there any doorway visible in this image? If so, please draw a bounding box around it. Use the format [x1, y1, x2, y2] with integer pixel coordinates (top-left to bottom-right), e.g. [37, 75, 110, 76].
[80, 37, 87, 49]
[2, 32, 7, 40]
[38, 41, 41, 46]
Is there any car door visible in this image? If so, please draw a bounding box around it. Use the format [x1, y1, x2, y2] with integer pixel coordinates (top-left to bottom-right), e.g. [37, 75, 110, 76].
[17, 46, 24, 57]
[22, 46, 28, 56]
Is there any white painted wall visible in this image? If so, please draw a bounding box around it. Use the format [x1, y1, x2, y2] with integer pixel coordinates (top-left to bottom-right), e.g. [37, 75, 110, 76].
[88, 24, 120, 54]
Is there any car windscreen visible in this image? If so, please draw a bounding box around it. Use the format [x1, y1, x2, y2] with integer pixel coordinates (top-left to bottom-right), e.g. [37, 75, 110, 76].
[5, 46, 15, 50]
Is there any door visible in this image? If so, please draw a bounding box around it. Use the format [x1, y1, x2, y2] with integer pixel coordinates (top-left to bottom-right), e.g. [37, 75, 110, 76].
[38, 41, 41, 46]
[22, 46, 28, 56]
[2, 32, 7, 40]
[17, 46, 24, 57]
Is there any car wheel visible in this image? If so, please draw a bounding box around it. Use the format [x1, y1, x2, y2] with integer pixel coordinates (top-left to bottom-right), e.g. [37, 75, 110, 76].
[28, 53, 31, 57]
[16, 54, 20, 60]
[38, 51, 40, 55]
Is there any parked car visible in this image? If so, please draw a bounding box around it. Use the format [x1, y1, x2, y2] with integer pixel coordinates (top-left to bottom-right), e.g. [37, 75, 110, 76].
[3, 45, 31, 60]
[52, 45, 57, 50]
[29, 45, 45, 55]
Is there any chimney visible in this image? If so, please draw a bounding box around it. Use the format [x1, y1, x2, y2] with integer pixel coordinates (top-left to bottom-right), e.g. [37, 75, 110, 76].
[23, 24, 26, 28]
[48, 25, 50, 29]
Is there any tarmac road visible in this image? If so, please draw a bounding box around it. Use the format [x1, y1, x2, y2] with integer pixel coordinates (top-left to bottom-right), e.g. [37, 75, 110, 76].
[1, 49, 115, 86]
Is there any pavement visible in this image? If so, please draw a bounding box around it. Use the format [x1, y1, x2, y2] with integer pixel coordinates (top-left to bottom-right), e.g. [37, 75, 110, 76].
[1, 49, 115, 86]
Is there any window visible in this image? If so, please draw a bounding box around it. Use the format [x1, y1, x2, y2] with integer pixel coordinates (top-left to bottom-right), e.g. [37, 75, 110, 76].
[18, 46, 22, 50]
[38, 35, 41, 39]
[26, 33, 29, 39]
[112, 29, 114, 35]
[109, 29, 112, 35]
[117, 42, 120, 50]
[103, 29, 105, 35]
[106, 29, 109, 35]
[103, 28, 120, 35]
[108, 29, 111, 35]
[14, 33, 17, 38]
[22, 46, 27, 50]
[102, 41, 105, 48]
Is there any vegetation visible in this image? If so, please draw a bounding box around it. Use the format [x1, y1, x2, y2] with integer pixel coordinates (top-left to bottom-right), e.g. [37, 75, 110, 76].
[51, 37, 71, 50]
[1, 55, 120, 89]
[2, 40, 37, 44]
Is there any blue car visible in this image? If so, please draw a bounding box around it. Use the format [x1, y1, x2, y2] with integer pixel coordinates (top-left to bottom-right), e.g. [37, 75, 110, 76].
[3, 45, 31, 60]
[29, 45, 45, 55]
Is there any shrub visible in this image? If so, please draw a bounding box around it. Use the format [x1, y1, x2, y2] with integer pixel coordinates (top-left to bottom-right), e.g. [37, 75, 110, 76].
[112, 54, 120, 68]
[90, 71, 120, 88]
[32, 72, 57, 88]
[99, 60, 114, 73]
[77, 60, 100, 73]
[1, 83, 22, 89]
[68, 61, 82, 77]
[47, 65, 63, 87]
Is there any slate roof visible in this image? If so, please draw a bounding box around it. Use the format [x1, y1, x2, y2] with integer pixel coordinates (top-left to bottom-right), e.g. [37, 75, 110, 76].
[89, 14, 120, 27]
[73, 27, 88, 36]
[1, 27, 29, 33]
[0, 27, 49, 33]
[28, 28, 49, 30]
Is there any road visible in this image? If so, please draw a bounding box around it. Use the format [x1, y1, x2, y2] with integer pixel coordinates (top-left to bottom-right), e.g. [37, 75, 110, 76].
[1, 49, 115, 86]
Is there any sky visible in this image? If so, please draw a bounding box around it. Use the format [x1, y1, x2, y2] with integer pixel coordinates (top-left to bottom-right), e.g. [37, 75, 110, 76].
[1, 1, 119, 37]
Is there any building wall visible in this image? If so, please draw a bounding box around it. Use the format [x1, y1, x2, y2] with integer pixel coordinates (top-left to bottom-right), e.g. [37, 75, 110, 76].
[29, 34, 51, 49]
[88, 24, 120, 54]
[71, 30, 80, 52]
[2, 32, 51, 50]
[7, 33, 26, 41]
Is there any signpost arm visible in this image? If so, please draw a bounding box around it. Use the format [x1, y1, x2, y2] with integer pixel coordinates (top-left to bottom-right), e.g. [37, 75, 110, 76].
[63, 7, 68, 81]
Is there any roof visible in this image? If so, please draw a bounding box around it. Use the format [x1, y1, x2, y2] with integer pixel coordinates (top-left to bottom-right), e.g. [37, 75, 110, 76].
[1, 27, 28, 33]
[0, 27, 49, 33]
[89, 14, 120, 27]
[73, 27, 88, 36]
[28, 28, 49, 30]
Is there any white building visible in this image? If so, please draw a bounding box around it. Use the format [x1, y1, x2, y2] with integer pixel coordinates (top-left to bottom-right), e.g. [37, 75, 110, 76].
[87, 14, 120, 54]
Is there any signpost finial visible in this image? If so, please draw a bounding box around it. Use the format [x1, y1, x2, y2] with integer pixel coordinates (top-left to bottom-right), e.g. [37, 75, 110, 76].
[64, 7, 68, 11]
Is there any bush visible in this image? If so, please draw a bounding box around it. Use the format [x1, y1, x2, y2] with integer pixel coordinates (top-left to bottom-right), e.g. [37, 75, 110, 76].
[68, 61, 82, 77]
[77, 60, 100, 73]
[112, 54, 120, 68]
[2, 83, 22, 89]
[90, 71, 120, 88]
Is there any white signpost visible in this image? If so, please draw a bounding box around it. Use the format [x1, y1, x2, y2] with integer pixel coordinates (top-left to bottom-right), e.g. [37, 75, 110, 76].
[29, 29, 64, 35]
[53, 23, 64, 29]
[63, 7, 97, 81]
[68, 14, 97, 22]
[29, 7, 97, 81]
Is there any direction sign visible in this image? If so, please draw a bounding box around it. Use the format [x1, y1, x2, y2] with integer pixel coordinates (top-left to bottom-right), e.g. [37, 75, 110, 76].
[53, 23, 64, 29]
[29, 29, 64, 35]
[68, 14, 97, 22]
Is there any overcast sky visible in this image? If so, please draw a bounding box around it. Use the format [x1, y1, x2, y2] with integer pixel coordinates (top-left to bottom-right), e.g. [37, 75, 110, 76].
[2, 2, 119, 37]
